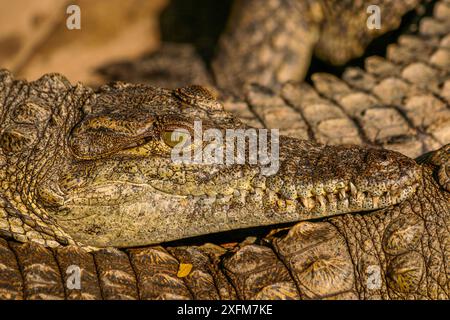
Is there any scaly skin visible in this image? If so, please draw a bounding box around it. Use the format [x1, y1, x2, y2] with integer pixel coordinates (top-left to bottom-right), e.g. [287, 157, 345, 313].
[0, 1, 449, 300]
[0, 69, 420, 248]
[0, 144, 448, 300]
[100, 0, 450, 159]
[0, 68, 447, 300]
[212, 0, 422, 95]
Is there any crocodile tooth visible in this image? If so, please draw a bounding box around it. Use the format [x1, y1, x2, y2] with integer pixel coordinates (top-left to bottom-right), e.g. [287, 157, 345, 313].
[357, 191, 365, 201]
[372, 196, 380, 207]
[317, 195, 326, 208]
[336, 181, 346, 189]
[385, 192, 392, 203]
[238, 189, 249, 203]
[300, 197, 308, 208]
[342, 198, 349, 209]
[300, 197, 315, 210]
[339, 189, 347, 200]
[390, 182, 400, 191]
[349, 182, 357, 196]
[326, 193, 335, 203]
[285, 200, 296, 212]
[390, 192, 399, 203]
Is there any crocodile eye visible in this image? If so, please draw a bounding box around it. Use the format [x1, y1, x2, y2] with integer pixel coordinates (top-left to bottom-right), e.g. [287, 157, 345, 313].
[161, 129, 191, 148]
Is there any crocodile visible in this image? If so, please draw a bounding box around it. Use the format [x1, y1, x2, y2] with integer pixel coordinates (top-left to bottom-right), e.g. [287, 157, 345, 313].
[0, 68, 422, 246]
[0, 0, 449, 300]
[101, 0, 450, 159]
[0, 69, 448, 299]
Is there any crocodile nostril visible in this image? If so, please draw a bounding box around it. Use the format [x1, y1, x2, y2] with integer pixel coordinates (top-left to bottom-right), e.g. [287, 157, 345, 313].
[379, 153, 389, 162]
[369, 150, 391, 164]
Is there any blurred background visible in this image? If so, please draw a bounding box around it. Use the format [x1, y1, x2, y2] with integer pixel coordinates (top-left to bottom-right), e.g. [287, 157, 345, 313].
[0, 0, 232, 85]
[0, 0, 168, 85]
[0, 0, 435, 87]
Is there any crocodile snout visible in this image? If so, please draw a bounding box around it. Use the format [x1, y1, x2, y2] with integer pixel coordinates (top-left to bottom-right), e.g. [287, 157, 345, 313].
[262, 142, 422, 219]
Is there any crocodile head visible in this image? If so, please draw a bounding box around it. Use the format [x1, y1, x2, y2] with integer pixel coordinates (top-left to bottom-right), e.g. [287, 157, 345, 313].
[0, 71, 421, 247]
